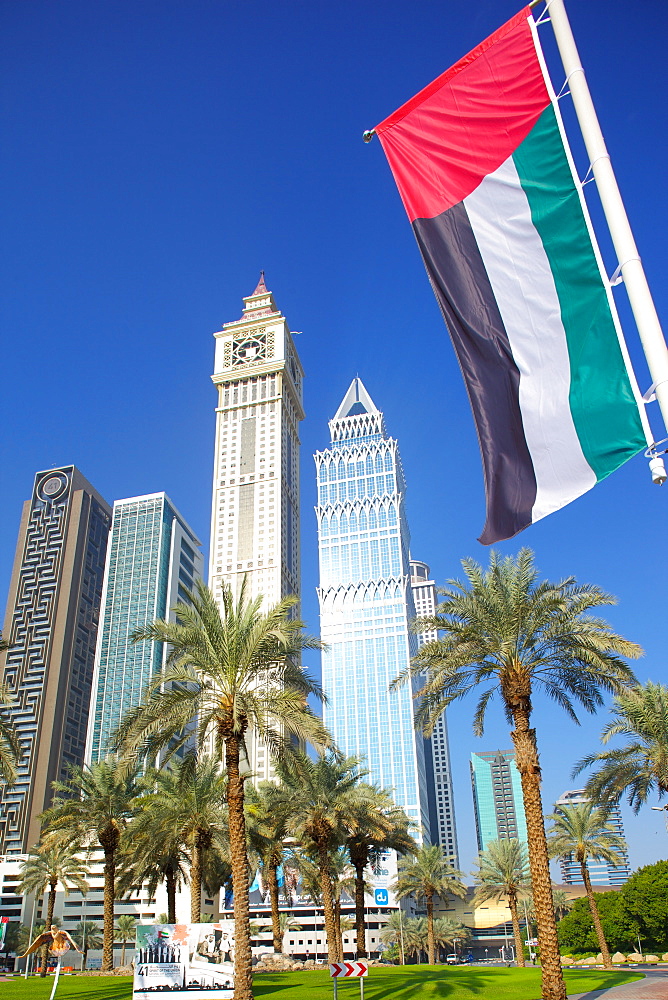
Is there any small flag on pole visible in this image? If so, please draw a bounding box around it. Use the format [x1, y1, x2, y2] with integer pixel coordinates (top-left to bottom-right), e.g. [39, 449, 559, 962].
[374, 6, 649, 544]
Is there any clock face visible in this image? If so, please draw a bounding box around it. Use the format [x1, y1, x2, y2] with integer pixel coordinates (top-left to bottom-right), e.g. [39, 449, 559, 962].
[232, 334, 267, 366]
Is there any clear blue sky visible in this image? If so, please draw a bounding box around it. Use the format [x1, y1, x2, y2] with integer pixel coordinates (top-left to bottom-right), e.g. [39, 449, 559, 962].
[1, 0, 667, 877]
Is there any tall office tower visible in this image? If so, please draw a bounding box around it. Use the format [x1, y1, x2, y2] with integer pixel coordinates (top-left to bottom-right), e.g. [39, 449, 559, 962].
[86, 493, 203, 764]
[410, 560, 459, 862]
[470, 749, 528, 853]
[209, 275, 304, 781]
[315, 378, 430, 838]
[555, 789, 631, 886]
[0, 466, 111, 853]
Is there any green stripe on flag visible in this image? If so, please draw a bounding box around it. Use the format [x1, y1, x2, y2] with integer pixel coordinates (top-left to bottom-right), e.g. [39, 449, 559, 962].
[512, 104, 645, 482]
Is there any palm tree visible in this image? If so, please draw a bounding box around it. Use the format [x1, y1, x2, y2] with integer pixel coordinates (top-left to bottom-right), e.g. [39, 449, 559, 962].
[74, 921, 102, 971]
[551, 890, 574, 921]
[245, 781, 293, 953]
[379, 911, 406, 964]
[525, 889, 573, 936]
[547, 802, 626, 970]
[17, 844, 89, 976]
[126, 755, 227, 922]
[402, 916, 428, 962]
[259, 914, 302, 954]
[574, 682, 668, 812]
[280, 752, 365, 964]
[0, 632, 22, 787]
[39, 755, 139, 971]
[344, 785, 415, 957]
[432, 917, 467, 963]
[115, 914, 137, 967]
[393, 549, 641, 1000]
[202, 851, 233, 911]
[289, 850, 323, 907]
[472, 838, 531, 968]
[391, 844, 466, 965]
[118, 809, 189, 925]
[113, 579, 329, 1000]
[329, 848, 356, 959]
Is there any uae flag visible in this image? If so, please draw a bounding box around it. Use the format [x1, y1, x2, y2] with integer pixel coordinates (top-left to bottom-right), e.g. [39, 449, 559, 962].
[375, 7, 648, 544]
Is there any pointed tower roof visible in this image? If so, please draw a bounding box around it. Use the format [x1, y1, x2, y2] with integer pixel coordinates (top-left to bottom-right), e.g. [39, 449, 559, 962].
[252, 270, 268, 296]
[329, 377, 386, 444]
[230, 271, 279, 323]
[333, 377, 380, 420]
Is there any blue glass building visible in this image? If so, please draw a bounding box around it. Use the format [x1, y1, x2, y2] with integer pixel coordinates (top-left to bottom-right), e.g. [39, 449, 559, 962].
[470, 749, 528, 852]
[555, 789, 630, 885]
[315, 379, 430, 838]
[86, 493, 203, 764]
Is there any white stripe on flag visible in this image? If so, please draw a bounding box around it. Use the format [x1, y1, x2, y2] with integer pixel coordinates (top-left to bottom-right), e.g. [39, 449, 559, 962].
[464, 155, 596, 522]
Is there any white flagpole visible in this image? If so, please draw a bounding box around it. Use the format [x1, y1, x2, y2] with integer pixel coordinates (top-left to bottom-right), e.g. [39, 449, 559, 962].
[547, 0, 668, 455]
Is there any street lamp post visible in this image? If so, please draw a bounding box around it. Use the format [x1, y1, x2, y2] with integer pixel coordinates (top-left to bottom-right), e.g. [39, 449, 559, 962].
[651, 805, 668, 833]
[523, 898, 534, 963]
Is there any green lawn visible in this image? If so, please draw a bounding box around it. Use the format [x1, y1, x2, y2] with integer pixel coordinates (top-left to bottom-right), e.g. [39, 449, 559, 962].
[0, 967, 646, 1000]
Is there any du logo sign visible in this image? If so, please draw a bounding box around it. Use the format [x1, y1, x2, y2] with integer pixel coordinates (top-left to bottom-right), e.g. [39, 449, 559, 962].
[374, 888, 388, 905]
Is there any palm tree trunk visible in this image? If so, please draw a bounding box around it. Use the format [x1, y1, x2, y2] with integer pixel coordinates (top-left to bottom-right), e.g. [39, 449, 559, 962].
[166, 866, 177, 924]
[316, 840, 339, 964]
[507, 889, 525, 968]
[426, 892, 435, 966]
[225, 732, 253, 1000]
[353, 858, 367, 958]
[580, 859, 612, 969]
[191, 839, 203, 923]
[266, 865, 282, 953]
[511, 714, 566, 1000]
[40, 883, 57, 977]
[121, 942, 127, 967]
[101, 844, 116, 971]
[334, 899, 342, 962]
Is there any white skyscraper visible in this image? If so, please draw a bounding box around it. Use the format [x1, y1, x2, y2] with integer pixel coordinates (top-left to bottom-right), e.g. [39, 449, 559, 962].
[209, 274, 304, 781]
[410, 560, 459, 864]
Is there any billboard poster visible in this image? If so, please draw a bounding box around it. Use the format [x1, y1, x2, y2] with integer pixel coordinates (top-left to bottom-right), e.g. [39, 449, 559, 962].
[134, 924, 234, 1000]
[371, 850, 398, 907]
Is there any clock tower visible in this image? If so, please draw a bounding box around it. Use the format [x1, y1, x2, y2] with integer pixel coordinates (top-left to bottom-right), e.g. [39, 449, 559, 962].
[209, 275, 304, 779]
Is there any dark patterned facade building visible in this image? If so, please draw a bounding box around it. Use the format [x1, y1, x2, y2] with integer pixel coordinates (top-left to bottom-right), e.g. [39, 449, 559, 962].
[0, 466, 111, 853]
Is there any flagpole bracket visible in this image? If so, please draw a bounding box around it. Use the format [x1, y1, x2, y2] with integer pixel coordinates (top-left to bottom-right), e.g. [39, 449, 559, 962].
[645, 437, 668, 484]
[643, 380, 668, 405]
[609, 256, 642, 287]
[532, 0, 553, 26]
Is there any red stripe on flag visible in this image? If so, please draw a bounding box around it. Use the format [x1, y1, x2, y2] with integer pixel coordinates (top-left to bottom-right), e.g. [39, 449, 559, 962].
[375, 7, 550, 220]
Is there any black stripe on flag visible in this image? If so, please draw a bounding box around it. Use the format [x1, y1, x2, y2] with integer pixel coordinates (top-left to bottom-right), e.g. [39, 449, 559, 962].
[413, 201, 537, 543]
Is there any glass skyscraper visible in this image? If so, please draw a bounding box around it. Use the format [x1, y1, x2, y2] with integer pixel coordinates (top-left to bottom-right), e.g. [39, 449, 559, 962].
[86, 493, 203, 764]
[315, 378, 430, 838]
[470, 749, 528, 852]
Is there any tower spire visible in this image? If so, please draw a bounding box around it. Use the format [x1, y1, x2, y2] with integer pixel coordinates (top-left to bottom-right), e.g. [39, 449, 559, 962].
[252, 270, 267, 296]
